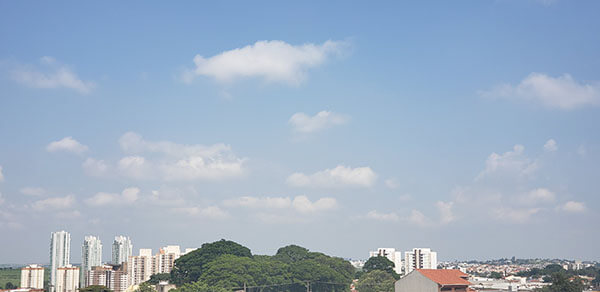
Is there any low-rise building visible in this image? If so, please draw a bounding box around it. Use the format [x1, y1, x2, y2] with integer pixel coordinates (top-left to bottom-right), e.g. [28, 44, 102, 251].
[20, 265, 44, 289]
[55, 265, 79, 292]
[395, 269, 471, 292]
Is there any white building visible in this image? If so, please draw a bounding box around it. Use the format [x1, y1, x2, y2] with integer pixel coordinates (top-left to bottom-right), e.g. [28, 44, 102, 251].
[156, 246, 181, 274]
[369, 248, 403, 274]
[20, 264, 44, 289]
[404, 248, 437, 274]
[112, 236, 133, 265]
[81, 236, 102, 287]
[50, 231, 71, 292]
[55, 265, 79, 292]
[127, 249, 155, 286]
[87, 265, 129, 292]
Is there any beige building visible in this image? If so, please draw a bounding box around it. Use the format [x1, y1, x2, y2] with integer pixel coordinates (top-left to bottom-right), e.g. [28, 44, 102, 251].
[127, 249, 155, 286]
[55, 265, 79, 292]
[20, 265, 44, 289]
[155, 246, 181, 274]
[87, 265, 129, 292]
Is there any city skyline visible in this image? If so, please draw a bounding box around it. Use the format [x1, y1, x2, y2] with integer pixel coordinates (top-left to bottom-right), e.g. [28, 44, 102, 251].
[1, 0, 599, 264]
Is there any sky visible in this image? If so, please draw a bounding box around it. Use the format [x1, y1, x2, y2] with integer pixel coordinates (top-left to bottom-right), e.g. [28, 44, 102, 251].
[0, 0, 599, 264]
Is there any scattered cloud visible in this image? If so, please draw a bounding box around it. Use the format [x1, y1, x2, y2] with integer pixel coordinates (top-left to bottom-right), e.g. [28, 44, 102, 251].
[407, 210, 432, 227]
[365, 210, 400, 222]
[480, 73, 600, 110]
[492, 207, 541, 223]
[0, 192, 4, 205]
[117, 132, 245, 181]
[31, 195, 75, 211]
[11, 56, 95, 94]
[292, 195, 337, 213]
[82, 158, 109, 177]
[223, 196, 291, 209]
[436, 201, 455, 224]
[56, 210, 81, 219]
[183, 40, 346, 85]
[476, 145, 537, 180]
[289, 111, 348, 133]
[518, 188, 556, 205]
[46, 137, 88, 154]
[561, 201, 586, 213]
[174, 206, 229, 219]
[0, 166, 4, 182]
[287, 165, 377, 188]
[543, 139, 558, 152]
[384, 178, 400, 189]
[20, 187, 45, 196]
[85, 187, 140, 207]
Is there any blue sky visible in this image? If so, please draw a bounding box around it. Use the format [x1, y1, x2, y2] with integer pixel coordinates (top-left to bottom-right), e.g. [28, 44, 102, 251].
[0, 0, 599, 264]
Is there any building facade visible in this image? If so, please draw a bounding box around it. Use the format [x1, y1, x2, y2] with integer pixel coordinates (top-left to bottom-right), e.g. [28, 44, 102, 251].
[369, 248, 403, 275]
[112, 236, 133, 265]
[395, 269, 470, 292]
[155, 246, 181, 274]
[87, 265, 129, 292]
[55, 265, 79, 292]
[81, 236, 102, 287]
[50, 231, 71, 292]
[127, 249, 155, 286]
[404, 248, 438, 274]
[20, 265, 44, 289]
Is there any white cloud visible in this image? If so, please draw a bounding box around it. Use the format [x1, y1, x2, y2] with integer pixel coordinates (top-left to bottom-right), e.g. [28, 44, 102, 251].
[11, 57, 95, 94]
[174, 206, 229, 219]
[407, 210, 431, 226]
[85, 187, 139, 207]
[289, 111, 348, 133]
[366, 210, 399, 222]
[561, 201, 586, 213]
[436, 201, 455, 224]
[82, 158, 109, 177]
[0, 192, 4, 205]
[384, 178, 400, 189]
[56, 210, 81, 219]
[117, 132, 245, 181]
[519, 188, 556, 205]
[287, 165, 377, 188]
[476, 145, 537, 180]
[31, 195, 75, 211]
[183, 40, 345, 85]
[46, 137, 88, 154]
[0, 166, 4, 182]
[492, 207, 541, 223]
[543, 139, 558, 152]
[480, 73, 600, 110]
[223, 196, 291, 209]
[20, 187, 45, 196]
[292, 195, 337, 213]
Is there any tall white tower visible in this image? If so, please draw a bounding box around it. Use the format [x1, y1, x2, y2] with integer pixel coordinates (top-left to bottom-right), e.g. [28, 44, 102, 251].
[404, 248, 438, 274]
[50, 230, 71, 292]
[112, 236, 133, 265]
[81, 236, 102, 287]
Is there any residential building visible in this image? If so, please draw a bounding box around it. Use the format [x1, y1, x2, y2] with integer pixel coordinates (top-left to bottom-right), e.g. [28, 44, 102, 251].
[155, 246, 181, 274]
[369, 248, 403, 274]
[155, 281, 176, 292]
[81, 236, 102, 287]
[404, 248, 438, 274]
[127, 249, 155, 286]
[55, 265, 79, 292]
[50, 231, 71, 292]
[20, 265, 44, 289]
[112, 236, 133, 265]
[395, 269, 470, 292]
[87, 265, 129, 292]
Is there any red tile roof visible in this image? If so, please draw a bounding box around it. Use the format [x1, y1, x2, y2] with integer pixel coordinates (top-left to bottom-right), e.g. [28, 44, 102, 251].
[417, 269, 471, 286]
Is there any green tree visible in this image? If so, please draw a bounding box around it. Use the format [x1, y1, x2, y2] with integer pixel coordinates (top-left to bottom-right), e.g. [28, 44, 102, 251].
[535, 273, 584, 292]
[490, 271, 503, 279]
[172, 281, 229, 292]
[363, 256, 399, 279]
[79, 285, 112, 292]
[147, 273, 171, 285]
[273, 245, 310, 263]
[5, 282, 17, 290]
[171, 239, 252, 285]
[135, 282, 156, 292]
[355, 270, 396, 292]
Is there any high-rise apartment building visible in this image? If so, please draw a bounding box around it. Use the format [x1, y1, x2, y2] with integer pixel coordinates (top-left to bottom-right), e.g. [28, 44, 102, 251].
[20, 264, 44, 289]
[81, 236, 102, 287]
[55, 265, 79, 292]
[127, 249, 155, 286]
[112, 236, 133, 265]
[50, 231, 71, 292]
[87, 265, 129, 292]
[155, 245, 181, 274]
[369, 248, 403, 274]
[404, 248, 438, 274]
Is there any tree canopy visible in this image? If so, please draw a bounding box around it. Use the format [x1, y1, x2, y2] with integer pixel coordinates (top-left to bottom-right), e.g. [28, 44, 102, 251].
[535, 273, 584, 292]
[355, 270, 396, 292]
[363, 256, 399, 279]
[79, 285, 113, 292]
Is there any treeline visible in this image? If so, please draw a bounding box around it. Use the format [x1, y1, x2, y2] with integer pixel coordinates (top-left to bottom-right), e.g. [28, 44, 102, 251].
[515, 264, 600, 291]
[146, 240, 355, 292]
